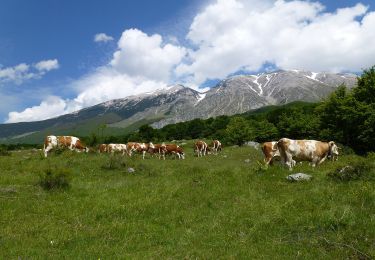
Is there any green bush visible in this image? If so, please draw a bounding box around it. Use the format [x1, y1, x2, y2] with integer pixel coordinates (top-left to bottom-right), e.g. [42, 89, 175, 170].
[0, 147, 11, 156]
[39, 167, 72, 190]
[328, 159, 374, 181]
[101, 154, 126, 170]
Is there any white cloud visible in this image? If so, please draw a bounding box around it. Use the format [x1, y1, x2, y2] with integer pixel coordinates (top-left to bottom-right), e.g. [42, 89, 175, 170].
[34, 59, 59, 72]
[6, 96, 67, 123]
[110, 28, 187, 81]
[176, 0, 375, 85]
[72, 67, 167, 108]
[0, 59, 59, 85]
[94, 33, 114, 43]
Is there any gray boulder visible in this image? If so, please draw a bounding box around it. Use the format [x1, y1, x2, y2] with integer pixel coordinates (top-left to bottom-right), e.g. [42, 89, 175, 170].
[287, 173, 312, 182]
[127, 167, 135, 173]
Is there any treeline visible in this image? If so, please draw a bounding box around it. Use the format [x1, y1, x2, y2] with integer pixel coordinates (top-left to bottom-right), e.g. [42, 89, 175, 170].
[84, 66, 375, 154]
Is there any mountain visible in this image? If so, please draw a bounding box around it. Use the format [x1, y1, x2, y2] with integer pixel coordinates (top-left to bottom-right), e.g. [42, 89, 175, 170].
[0, 70, 357, 144]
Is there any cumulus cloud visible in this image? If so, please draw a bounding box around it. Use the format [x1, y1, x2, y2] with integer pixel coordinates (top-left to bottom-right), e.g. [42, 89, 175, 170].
[0, 59, 59, 85]
[176, 0, 375, 85]
[6, 96, 67, 123]
[34, 59, 59, 72]
[94, 33, 114, 43]
[6, 0, 375, 122]
[111, 28, 187, 81]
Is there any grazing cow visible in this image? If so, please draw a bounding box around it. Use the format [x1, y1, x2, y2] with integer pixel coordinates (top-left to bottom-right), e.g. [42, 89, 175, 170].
[43, 135, 89, 157]
[195, 140, 209, 157]
[211, 140, 222, 154]
[107, 143, 127, 155]
[277, 138, 339, 170]
[98, 144, 108, 153]
[147, 143, 165, 159]
[127, 142, 155, 159]
[161, 143, 185, 160]
[261, 141, 280, 165]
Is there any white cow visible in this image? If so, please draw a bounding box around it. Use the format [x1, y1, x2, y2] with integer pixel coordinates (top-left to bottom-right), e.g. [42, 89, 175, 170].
[43, 135, 89, 157]
[277, 138, 339, 170]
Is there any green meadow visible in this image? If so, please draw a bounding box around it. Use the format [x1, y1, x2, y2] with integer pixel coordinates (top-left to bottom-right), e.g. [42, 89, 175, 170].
[0, 144, 374, 259]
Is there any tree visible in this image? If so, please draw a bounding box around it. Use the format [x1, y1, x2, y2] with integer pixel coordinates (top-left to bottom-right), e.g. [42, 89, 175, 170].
[225, 117, 253, 146]
[317, 67, 375, 153]
[250, 120, 279, 142]
[138, 124, 156, 142]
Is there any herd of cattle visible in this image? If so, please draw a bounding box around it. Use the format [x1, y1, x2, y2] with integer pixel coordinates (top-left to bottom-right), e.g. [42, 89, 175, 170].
[43, 135, 339, 170]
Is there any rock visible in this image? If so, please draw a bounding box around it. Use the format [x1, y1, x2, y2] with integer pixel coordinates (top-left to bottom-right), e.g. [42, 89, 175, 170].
[127, 167, 135, 173]
[339, 165, 355, 174]
[223, 155, 228, 158]
[287, 173, 312, 182]
[244, 141, 260, 149]
[244, 159, 251, 163]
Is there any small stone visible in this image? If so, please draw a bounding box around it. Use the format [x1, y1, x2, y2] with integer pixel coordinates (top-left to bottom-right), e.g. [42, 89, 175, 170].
[287, 173, 312, 182]
[127, 167, 135, 173]
[244, 159, 250, 163]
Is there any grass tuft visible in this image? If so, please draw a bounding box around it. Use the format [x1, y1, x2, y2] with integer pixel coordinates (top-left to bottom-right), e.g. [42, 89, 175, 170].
[39, 166, 72, 190]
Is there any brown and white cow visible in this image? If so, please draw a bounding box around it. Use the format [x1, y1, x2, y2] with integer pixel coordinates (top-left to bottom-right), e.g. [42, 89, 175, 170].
[147, 143, 165, 159]
[107, 143, 128, 155]
[127, 142, 155, 159]
[43, 135, 89, 157]
[211, 140, 222, 154]
[160, 143, 185, 160]
[98, 144, 108, 153]
[195, 140, 209, 157]
[277, 138, 339, 170]
[261, 141, 280, 165]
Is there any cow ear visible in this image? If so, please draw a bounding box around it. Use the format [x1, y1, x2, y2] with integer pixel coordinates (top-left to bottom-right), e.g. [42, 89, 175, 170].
[329, 141, 335, 146]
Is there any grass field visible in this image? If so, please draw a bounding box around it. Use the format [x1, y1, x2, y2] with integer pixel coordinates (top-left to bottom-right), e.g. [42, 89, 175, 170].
[0, 143, 374, 259]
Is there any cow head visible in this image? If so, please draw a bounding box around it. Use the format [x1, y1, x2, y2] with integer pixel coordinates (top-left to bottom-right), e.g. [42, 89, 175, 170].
[328, 141, 339, 159]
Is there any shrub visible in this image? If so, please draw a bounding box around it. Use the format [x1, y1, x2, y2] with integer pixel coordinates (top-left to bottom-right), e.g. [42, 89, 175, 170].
[101, 154, 126, 170]
[39, 167, 72, 190]
[328, 159, 374, 181]
[0, 147, 11, 156]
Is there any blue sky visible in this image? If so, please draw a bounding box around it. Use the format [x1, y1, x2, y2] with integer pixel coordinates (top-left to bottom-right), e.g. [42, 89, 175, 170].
[1, 0, 375, 123]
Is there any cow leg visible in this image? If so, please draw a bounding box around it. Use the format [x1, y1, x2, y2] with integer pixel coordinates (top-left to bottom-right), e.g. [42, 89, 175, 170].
[285, 153, 294, 170]
[264, 156, 272, 166]
[316, 156, 327, 166]
[43, 145, 53, 158]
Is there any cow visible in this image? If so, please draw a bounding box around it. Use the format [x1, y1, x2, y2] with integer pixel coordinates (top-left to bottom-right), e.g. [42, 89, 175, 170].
[127, 142, 155, 159]
[160, 143, 185, 160]
[211, 140, 222, 154]
[43, 135, 89, 157]
[107, 143, 128, 155]
[277, 138, 339, 170]
[147, 143, 165, 159]
[261, 141, 280, 166]
[195, 140, 209, 157]
[98, 144, 108, 153]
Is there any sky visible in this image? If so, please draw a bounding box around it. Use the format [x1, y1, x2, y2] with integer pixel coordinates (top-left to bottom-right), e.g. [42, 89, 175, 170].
[1, 0, 375, 123]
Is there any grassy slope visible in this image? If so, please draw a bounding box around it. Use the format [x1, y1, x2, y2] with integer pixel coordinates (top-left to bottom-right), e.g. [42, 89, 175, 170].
[0, 144, 374, 258]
